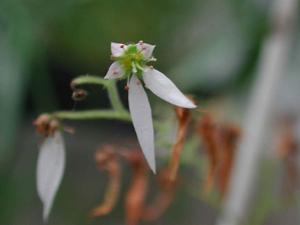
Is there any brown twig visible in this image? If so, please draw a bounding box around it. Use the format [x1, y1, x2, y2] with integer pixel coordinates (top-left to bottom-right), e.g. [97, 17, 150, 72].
[197, 114, 219, 195]
[197, 114, 240, 198]
[168, 107, 191, 181]
[121, 150, 149, 225]
[142, 168, 178, 221]
[90, 145, 121, 218]
[216, 124, 240, 198]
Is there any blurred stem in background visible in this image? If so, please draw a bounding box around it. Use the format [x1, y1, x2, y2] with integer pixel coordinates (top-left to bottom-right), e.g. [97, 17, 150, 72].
[216, 0, 298, 225]
[0, 0, 60, 174]
[0, 1, 37, 173]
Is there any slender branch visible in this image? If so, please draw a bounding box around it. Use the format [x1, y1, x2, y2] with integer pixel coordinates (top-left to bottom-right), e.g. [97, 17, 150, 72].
[71, 75, 111, 87]
[36, 75, 130, 124]
[106, 81, 126, 112]
[53, 110, 131, 122]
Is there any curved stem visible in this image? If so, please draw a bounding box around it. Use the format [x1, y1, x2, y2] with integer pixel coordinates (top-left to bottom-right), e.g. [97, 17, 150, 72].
[71, 75, 111, 87]
[107, 81, 125, 112]
[71, 75, 125, 112]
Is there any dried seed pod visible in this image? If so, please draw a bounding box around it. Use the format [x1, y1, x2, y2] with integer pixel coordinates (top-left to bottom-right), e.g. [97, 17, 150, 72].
[72, 89, 88, 101]
[34, 114, 60, 137]
[90, 145, 121, 218]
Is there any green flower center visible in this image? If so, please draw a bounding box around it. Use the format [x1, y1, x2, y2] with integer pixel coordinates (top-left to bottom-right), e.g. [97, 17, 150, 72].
[116, 44, 146, 78]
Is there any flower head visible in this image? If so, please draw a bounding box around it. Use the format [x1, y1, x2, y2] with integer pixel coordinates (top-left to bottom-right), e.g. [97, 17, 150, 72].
[105, 41, 196, 172]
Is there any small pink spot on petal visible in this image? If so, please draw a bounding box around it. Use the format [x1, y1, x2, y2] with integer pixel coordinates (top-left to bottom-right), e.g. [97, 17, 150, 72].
[120, 44, 124, 48]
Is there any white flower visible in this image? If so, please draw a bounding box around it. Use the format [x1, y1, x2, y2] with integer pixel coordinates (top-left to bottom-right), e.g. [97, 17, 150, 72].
[36, 131, 66, 221]
[105, 41, 196, 172]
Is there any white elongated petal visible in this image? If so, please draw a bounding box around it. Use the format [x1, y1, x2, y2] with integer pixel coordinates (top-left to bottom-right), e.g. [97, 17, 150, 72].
[111, 42, 127, 57]
[104, 62, 125, 79]
[37, 131, 66, 221]
[143, 68, 196, 108]
[136, 42, 155, 59]
[128, 75, 156, 172]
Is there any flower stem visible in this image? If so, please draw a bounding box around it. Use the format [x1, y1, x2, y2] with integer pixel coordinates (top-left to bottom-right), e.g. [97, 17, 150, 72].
[106, 81, 125, 112]
[71, 75, 111, 87]
[53, 110, 131, 122]
[71, 75, 125, 112]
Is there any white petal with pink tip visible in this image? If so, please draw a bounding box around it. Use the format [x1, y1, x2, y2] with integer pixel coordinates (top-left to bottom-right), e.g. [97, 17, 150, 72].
[111, 42, 127, 57]
[136, 42, 155, 60]
[104, 62, 124, 79]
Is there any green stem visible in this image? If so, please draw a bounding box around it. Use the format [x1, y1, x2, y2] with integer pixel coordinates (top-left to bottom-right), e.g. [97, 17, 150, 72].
[106, 81, 125, 112]
[53, 110, 131, 122]
[71, 75, 110, 87]
[71, 75, 125, 111]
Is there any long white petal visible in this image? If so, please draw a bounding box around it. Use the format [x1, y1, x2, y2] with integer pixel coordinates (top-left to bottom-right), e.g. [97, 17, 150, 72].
[104, 62, 125, 79]
[37, 131, 66, 221]
[136, 42, 155, 60]
[128, 75, 156, 172]
[111, 42, 127, 57]
[143, 68, 196, 108]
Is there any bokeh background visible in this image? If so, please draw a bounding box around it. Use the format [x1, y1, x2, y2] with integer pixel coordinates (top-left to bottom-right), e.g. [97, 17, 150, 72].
[0, 0, 300, 224]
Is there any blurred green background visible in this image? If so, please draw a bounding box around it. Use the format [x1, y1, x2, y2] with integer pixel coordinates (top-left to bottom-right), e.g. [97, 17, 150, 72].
[0, 0, 300, 224]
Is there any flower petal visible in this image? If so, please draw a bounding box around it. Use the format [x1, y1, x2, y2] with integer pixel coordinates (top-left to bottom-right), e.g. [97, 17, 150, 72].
[136, 42, 155, 59]
[111, 42, 127, 57]
[37, 131, 66, 221]
[143, 68, 196, 108]
[128, 75, 156, 172]
[104, 62, 125, 79]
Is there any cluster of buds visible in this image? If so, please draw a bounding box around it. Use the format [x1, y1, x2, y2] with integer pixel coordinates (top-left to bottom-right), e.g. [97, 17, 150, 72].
[33, 114, 73, 137]
[33, 114, 60, 137]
